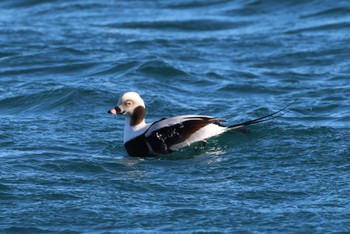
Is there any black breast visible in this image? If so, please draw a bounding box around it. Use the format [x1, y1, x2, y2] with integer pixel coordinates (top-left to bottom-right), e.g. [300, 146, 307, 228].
[124, 135, 151, 157]
[124, 133, 174, 157]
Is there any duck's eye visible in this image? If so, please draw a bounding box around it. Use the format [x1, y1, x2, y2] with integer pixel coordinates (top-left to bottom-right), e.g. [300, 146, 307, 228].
[125, 100, 133, 107]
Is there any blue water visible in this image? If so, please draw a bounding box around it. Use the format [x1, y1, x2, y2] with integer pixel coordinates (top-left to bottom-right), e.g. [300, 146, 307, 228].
[1, 0, 350, 233]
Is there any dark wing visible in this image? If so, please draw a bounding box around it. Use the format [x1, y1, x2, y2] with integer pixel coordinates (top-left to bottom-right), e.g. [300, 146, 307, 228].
[144, 116, 224, 154]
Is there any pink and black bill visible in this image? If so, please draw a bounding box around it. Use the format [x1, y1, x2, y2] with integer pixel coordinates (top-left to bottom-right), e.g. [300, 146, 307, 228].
[107, 106, 124, 115]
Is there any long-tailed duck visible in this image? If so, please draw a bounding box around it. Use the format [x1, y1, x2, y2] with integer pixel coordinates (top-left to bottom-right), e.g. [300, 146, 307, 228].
[108, 92, 291, 157]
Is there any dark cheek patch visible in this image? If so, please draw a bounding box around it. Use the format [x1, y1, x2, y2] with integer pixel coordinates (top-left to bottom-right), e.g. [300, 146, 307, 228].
[130, 106, 146, 126]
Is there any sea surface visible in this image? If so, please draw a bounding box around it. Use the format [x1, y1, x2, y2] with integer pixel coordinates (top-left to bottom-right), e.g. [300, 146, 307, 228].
[1, 0, 350, 233]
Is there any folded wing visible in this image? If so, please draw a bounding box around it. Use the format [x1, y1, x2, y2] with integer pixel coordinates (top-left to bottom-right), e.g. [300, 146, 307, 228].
[144, 115, 227, 154]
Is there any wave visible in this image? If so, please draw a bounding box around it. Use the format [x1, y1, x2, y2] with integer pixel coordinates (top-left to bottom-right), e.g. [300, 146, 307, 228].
[286, 21, 350, 34]
[87, 58, 189, 79]
[136, 59, 188, 77]
[0, 87, 104, 116]
[301, 7, 350, 19]
[90, 60, 139, 77]
[166, 0, 229, 9]
[103, 19, 251, 32]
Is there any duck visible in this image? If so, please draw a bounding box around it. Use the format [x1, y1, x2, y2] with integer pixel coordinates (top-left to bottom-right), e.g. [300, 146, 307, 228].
[108, 92, 290, 157]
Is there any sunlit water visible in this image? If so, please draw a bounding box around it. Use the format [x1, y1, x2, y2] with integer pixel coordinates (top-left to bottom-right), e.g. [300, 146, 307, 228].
[1, 0, 349, 233]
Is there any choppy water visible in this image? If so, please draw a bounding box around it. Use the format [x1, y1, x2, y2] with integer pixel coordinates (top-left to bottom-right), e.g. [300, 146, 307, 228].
[1, 0, 350, 233]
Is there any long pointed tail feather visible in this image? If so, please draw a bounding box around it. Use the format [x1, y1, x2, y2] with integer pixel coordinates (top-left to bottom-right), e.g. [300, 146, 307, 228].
[228, 99, 297, 130]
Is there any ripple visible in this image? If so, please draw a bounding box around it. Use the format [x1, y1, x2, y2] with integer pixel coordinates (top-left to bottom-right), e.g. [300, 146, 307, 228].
[218, 83, 286, 95]
[302, 7, 350, 18]
[0, 87, 102, 116]
[105, 19, 251, 32]
[0, 227, 52, 234]
[166, 0, 229, 9]
[136, 59, 188, 77]
[42, 158, 108, 174]
[287, 21, 350, 34]
[90, 60, 139, 77]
